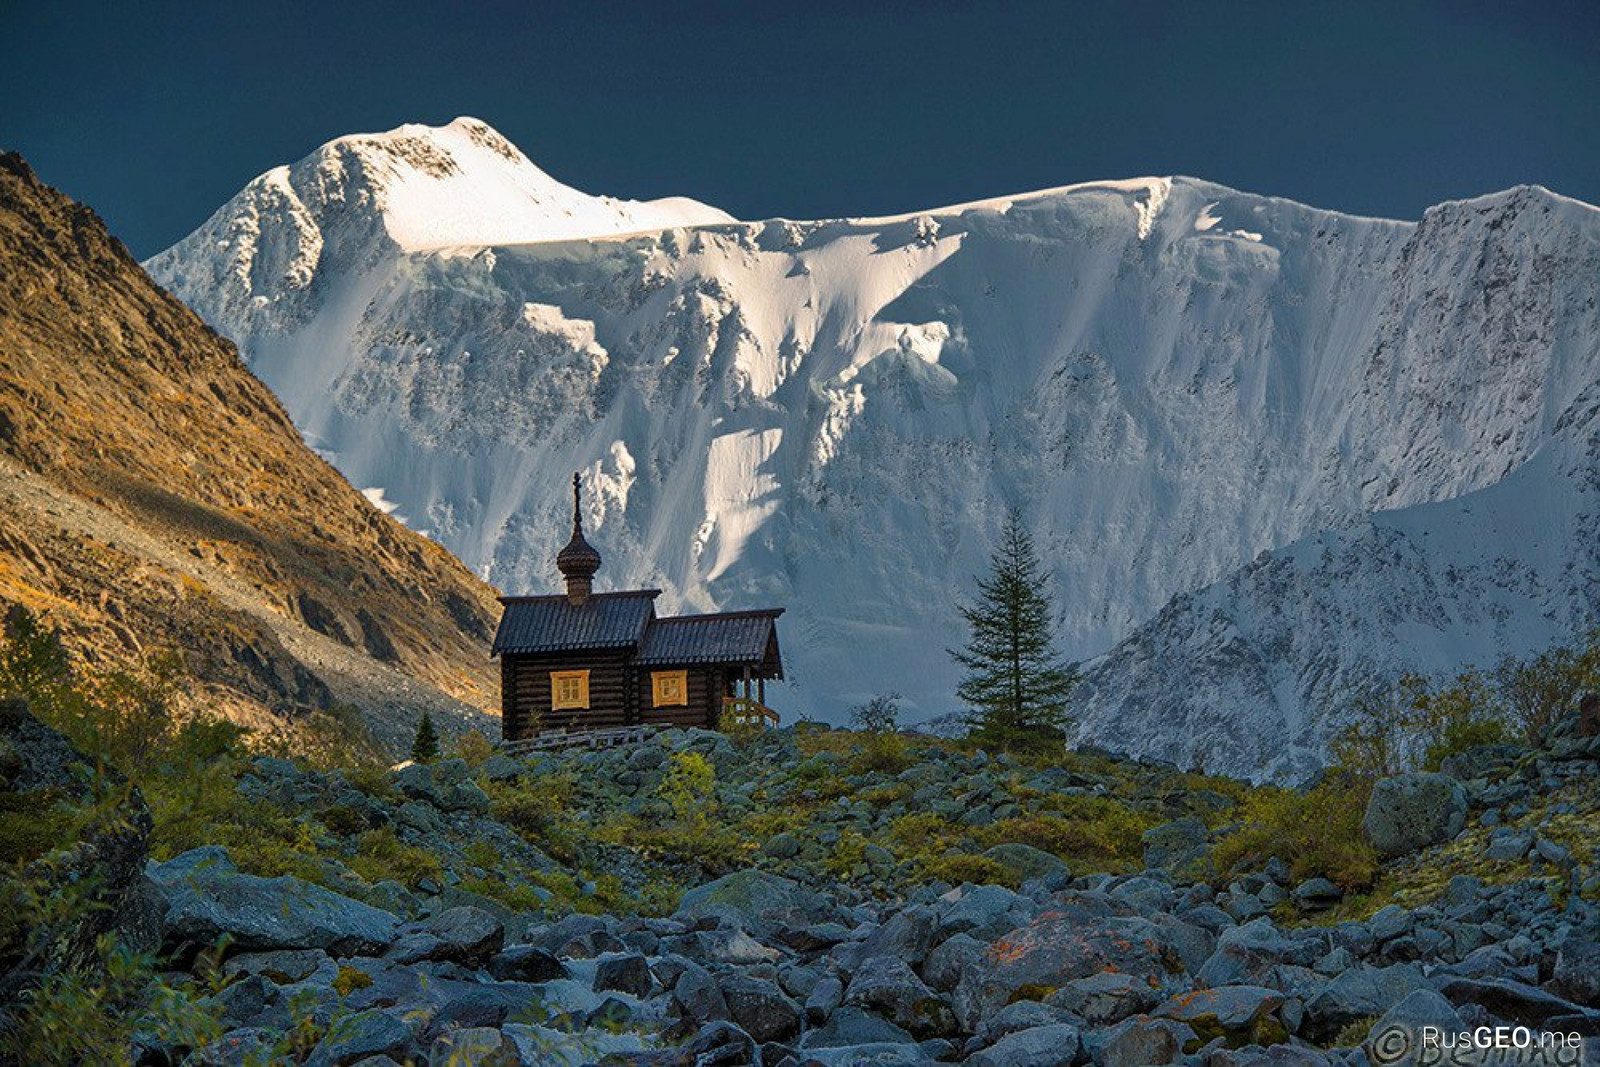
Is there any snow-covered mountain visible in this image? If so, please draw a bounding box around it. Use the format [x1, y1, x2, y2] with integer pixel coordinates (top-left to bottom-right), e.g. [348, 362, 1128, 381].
[146, 117, 1600, 778]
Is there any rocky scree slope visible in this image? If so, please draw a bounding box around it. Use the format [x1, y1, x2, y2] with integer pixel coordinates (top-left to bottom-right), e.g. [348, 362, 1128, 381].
[0, 154, 500, 746]
[13, 703, 1600, 1065]
[146, 119, 1600, 776]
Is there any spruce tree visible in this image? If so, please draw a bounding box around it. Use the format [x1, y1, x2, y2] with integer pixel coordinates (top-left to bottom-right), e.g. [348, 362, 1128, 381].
[949, 508, 1079, 752]
[410, 711, 440, 764]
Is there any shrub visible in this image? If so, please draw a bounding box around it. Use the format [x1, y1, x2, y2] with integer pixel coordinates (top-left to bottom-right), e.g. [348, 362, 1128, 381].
[1211, 774, 1379, 891]
[920, 853, 1019, 889]
[851, 731, 913, 774]
[978, 805, 1151, 871]
[347, 828, 441, 888]
[331, 966, 372, 997]
[449, 727, 495, 767]
[659, 751, 716, 835]
[1494, 629, 1600, 744]
[849, 693, 901, 733]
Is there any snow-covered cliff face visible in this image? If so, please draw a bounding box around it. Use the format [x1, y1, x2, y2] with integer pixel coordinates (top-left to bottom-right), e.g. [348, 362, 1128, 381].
[146, 118, 1600, 778]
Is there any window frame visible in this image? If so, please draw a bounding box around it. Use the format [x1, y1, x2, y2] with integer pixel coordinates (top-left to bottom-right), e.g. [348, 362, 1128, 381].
[651, 669, 689, 708]
[550, 669, 590, 711]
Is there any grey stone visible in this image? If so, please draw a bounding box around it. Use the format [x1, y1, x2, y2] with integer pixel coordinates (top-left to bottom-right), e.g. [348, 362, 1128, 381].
[921, 932, 986, 993]
[1362, 773, 1468, 858]
[1154, 984, 1285, 1039]
[1088, 1016, 1195, 1067]
[674, 869, 834, 938]
[1047, 970, 1159, 1025]
[426, 1026, 517, 1066]
[1552, 936, 1600, 1006]
[763, 832, 801, 859]
[965, 1023, 1082, 1067]
[799, 1006, 914, 1049]
[152, 868, 400, 956]
[1368, 905, 1411, 943]
[719, 972, 801, 1043]
[1363, 990, 1466, 1067]
[485, 945, 567, 983]
[594, 951, 652, 998]
[804, 974, 844, 1025]
[304, 1010, 415, 1067]
[935, 884, 1032, 943]
[981, 843, 1069, 883]
[844, 955, 956, 1038]
[222, 948, 330, 985]
[1291, 877, 1342, 910]
[672, 960, 731, 1024]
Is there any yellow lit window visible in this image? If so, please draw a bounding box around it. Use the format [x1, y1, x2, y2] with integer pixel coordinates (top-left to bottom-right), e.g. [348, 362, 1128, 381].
[550, 670, 590, 710]
[652, 670, 688, 707]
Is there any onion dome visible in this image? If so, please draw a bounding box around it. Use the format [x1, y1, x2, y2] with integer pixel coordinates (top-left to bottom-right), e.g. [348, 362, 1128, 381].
[557, 472, 601, 587]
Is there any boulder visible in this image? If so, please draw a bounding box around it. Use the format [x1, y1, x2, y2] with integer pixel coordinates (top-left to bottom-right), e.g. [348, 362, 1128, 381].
[393, 759, 490, 815]
[1047, 970, 1159, 1025]
[1291, 877, 1342, 911]
[423, 905, 505, 965]
[964, 1023, 1082, 1067]
[1362, 773, 1468, 858]
[1086, 1016, 1196, 1067]
[843, 955, 956, 1038]
[981, 843, 1069, 884]
[152, 865, 401, 957]
[675, 961, 732, 1024]
[799, 1006, 915, 1049]
[1153, 985, 1287, 1046]
[1362, 990, 1466, 1067]
[935, 884, 1034, 943]
[303, 1009, 416, 1067]
[951, 908, 1176, 1030]
[803, 974, 843, 1026]
[222, 948, 330, 985]
[1552, 936, 1600, 1006]
[594, 951, 653, 998]
[485, 945, 567, 983]
[674, 869, 833, 938]
[718, 972, 802, 1043]
[427, 1026, 519, 1066]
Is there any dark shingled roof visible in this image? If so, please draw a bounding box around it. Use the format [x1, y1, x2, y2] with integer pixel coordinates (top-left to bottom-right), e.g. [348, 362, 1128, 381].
[492, 590, 659, 655]
[636, 609, 784, 669]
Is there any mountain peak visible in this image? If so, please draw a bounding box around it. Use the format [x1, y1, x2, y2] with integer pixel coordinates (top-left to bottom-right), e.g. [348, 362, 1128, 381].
[290, 116, 736, 252]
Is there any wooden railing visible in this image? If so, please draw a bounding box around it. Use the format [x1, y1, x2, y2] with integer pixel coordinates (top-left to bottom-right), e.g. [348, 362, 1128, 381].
[501, 724, 656, 754]
[724, 697, 780, 729]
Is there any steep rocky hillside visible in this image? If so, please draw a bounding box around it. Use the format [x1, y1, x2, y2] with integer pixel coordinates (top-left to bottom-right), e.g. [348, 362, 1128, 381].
[0, 153, 500, 747]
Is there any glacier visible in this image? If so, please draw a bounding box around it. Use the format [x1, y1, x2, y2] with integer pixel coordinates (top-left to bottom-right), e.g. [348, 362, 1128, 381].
[145, 117, 1600, 778]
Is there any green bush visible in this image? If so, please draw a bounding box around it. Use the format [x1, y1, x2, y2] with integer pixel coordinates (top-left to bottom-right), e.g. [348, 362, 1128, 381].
[850, 731, 914, 774]
[1211, 774, 1379, 891]
[921, 853, 1019, 889]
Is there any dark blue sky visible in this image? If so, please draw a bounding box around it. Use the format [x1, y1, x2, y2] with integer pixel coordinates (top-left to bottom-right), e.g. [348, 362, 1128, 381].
[3, 0, 1596, 258]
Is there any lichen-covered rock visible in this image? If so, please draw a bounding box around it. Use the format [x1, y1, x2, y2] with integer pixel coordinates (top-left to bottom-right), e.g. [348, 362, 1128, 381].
[1153, 985, 1287, 1046]
[1362, 773, 1468, 858]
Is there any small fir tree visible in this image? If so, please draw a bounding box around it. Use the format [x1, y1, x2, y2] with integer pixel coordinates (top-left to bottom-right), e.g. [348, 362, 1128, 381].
[949, 508, 1078, 752]
[410, 711, 440, 764]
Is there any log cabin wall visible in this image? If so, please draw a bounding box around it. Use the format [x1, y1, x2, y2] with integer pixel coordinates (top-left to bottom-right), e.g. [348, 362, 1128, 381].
[501, 649, 636, 740]
[637, 665, 722, 730]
